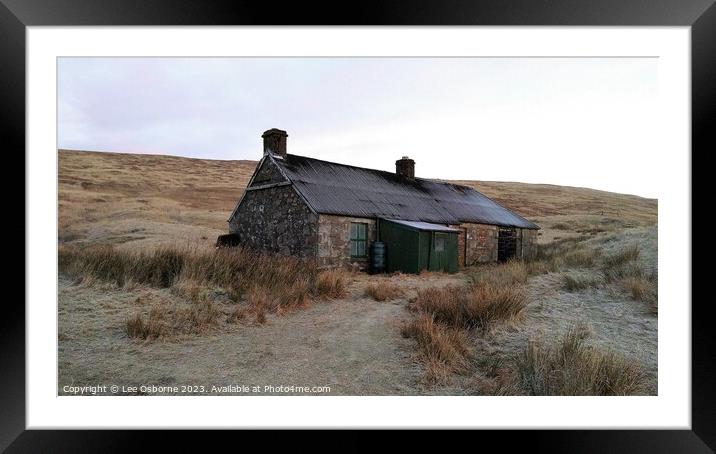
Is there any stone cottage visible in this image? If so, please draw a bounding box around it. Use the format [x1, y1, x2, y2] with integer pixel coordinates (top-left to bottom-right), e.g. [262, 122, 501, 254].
[225, 128, 539, 272]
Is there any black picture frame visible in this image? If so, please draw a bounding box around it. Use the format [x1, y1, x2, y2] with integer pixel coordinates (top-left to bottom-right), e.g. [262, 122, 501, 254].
[4, 0, 711, 450]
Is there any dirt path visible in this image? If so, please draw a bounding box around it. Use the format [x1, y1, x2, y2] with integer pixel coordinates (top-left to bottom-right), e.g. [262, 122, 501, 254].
[59, 228, 657, 396]
[59, 276, 428, 395]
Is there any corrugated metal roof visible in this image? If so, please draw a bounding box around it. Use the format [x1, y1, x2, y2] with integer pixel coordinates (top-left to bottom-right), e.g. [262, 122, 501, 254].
[384, 219, 461, 232]
[272, 154, 539, 230]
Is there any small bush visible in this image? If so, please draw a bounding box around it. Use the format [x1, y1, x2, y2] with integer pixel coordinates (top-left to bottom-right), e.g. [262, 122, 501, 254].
[401, 314, 472, 383]
[364, 281, 404, 301]
[515, 327, 648, 395]
[551, 222, 571, 230]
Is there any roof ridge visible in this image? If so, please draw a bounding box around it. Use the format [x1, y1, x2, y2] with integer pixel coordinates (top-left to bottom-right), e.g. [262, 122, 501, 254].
[283, 153, 474, 191]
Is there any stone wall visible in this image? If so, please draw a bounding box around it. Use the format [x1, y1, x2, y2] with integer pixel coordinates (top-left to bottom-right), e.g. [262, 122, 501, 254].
[228, 185, 318, 258]
[317, 215, 376, 269]
[249, 157, 286, 187]
[463, 223, 498, 265]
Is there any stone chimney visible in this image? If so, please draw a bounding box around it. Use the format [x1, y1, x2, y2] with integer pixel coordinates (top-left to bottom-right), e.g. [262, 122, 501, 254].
[262, 128, 288, 158]
[395, 156, 415, 179]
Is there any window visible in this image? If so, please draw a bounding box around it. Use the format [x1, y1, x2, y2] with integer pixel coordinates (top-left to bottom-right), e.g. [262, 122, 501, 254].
[434, 234, 445, 252]
[350, 223, 368, 258]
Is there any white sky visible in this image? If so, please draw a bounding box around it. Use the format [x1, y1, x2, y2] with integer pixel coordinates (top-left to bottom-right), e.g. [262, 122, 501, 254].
[58, 57, 658, 198]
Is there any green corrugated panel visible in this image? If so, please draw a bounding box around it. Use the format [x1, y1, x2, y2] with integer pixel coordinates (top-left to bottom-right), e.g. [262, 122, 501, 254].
[446, 233, 459, 273]
[378, 219, 420, 274]
[418, 230, 430, 272]
[378, 219, 459, 274]
[426, 231, 459, 273]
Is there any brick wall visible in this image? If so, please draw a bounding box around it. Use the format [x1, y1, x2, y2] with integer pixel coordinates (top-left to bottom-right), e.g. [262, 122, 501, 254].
[317, 215, 376, 269]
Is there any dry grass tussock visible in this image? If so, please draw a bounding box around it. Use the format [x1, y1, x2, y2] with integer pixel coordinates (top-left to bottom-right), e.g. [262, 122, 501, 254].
[315, 269, 350, 300]
[412, 283, 527, 331]
[400, 314, 472, 384]
[513, 326, 648, 395]
[598, 244, 657, 312]
[601, 245, 643, 282]
[562, 273, 602, 292]
[525, 236, 597, 275]
[364, 281, 404, 302]
[125, 300, 221, 341]
[404, 260, 530, 385]
[60, 244, 351, 322]
[622, 275, 658, 314]
[469, 260, 528, 287]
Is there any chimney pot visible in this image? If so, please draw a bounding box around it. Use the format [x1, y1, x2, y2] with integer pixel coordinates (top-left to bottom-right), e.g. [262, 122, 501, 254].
[262, 128, 288, 158]
[396, 156, 415, 179]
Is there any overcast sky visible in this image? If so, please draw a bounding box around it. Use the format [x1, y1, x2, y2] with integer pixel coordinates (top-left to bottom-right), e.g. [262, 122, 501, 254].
[58, 57, 658, 198]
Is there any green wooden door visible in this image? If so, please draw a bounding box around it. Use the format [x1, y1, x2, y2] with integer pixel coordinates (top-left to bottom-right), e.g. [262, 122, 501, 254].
[430, 232, 448, 272]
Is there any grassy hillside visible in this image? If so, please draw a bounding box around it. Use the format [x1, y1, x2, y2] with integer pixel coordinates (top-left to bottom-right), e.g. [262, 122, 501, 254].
[59, 149, 657, 248]
[58, 149, 658, 396]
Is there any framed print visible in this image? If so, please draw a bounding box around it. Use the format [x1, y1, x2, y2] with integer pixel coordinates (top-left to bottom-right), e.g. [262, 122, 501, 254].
[5, 0, 713, 450]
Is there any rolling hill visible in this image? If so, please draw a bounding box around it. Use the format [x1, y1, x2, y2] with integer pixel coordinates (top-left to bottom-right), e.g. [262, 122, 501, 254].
[58, 149, 657, 249]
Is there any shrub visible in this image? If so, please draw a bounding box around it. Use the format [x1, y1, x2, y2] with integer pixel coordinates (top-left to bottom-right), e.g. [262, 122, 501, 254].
[364, 281, 404, 301]
[515, 327, 647, 395]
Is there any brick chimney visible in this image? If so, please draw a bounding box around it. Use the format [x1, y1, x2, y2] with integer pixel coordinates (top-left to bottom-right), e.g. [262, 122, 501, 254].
[395, 156, 415, 179]
[262, 128, 288, 158]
